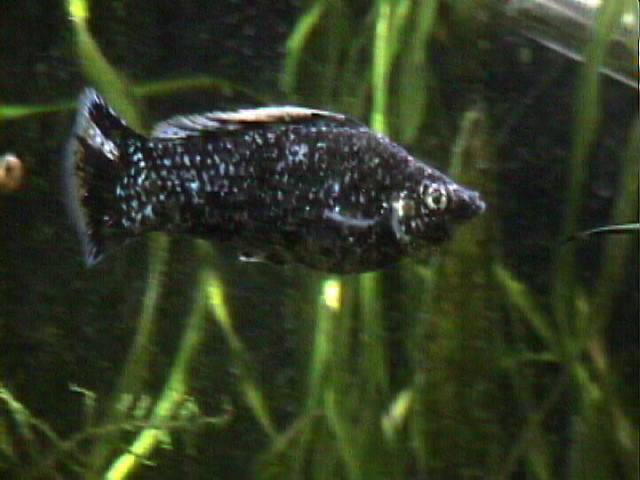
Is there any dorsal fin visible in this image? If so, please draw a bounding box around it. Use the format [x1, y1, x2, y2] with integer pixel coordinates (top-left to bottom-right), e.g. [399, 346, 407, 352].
[151, 106, 364, 139]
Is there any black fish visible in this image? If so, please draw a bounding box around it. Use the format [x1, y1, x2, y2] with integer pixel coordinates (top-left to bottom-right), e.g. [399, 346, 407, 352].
[562, 223, 640, 244]
[64, 88, 485, 273]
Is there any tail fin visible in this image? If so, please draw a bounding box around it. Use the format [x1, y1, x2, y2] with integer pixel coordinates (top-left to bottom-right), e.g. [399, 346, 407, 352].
[63, 88, 138, 266]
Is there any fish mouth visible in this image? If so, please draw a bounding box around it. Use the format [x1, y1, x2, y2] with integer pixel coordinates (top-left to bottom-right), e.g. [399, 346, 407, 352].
[450, 187, 486, 222]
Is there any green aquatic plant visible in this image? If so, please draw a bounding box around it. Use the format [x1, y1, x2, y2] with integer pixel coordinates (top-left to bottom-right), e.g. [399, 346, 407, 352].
[203, 261, 277, 438]
[260, 3, 443, 478]
[261, 1, 510, 479]
[407, 104, 507, 477]
[491, 2, 639, 477]
[65, 1, 171, 475]
[0, 381, 231, 478]
[1, 0, 268, 124]
[1, 2, 240, 478]
[0, 76, 267, 123]
[495, 115, 639, 480]
[275, 0, 638, 479]
[72, 0, 281, 465]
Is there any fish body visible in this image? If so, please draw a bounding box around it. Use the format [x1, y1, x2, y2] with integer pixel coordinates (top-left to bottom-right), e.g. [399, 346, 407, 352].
[64, 88, 485, 273]
[562, 223, 640, 244]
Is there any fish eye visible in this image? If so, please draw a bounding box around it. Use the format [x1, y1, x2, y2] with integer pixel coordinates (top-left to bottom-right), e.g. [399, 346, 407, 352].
[424, 184, 448, 211]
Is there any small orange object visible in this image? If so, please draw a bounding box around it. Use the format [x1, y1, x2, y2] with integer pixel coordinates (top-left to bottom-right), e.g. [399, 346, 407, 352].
[0, 152, 24, 193]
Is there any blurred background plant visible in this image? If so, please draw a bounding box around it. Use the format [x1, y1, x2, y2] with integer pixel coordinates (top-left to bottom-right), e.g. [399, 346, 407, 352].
[0, 0, 637, 479]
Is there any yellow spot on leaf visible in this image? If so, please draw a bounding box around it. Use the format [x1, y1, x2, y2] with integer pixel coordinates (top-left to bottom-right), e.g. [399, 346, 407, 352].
[323, 279, 341, 311]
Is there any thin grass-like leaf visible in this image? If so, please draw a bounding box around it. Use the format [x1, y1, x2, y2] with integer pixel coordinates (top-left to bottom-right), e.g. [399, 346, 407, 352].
[65, 15, 176, 471]
[359, 272, 388, 398]
[105, 249, 212, 479]
[0, 102, 75, 121]
[339, 11, 374, 118]
[370, 0, 393, 134]
[67, 0, 143, 131]
[306, 278, 342, 409]
[320, 3, 348, 106]
[497, 371, 569, 480]
[396, 0, 439, 145]
[591, 116, 640, 332]
[567, 400, 618, 480]
[204, 269, 276, 437]
[324, 389, 363, 480]
[0, 75, 268, 124]
[552, 0, 627, 325]
[282, 0, 330, 98]
[494, 263, 559, 354]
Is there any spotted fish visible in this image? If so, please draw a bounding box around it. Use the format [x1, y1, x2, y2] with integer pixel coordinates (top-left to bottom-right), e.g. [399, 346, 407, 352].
[64, 88, 485, 273]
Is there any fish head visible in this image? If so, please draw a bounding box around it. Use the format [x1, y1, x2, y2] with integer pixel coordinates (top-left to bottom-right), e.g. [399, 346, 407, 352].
[390, 168, 485, 249]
